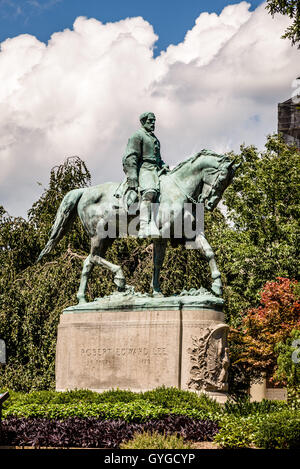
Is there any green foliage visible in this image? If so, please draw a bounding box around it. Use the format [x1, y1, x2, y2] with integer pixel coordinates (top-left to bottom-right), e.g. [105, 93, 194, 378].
[266, 0, 300, 47]
[275, 329, 300, 387]
[0, 135, 299, 392]
[3, 400, 220, 422]
[229, 278, 300, 387]
[0, 157, 93, 391]
[3, 401, 167, 421]
[254, 410, 300, 449]
[1, 387, 222, 422]
[213, 414, 259, 448]
[215, 406, 300, 449]
[217, 136, 300, 325]
[120, 431, 193, 449]
[287, 385, 300, 402]
[224, 396, 291, 416]
[3, 386, 216, 408]
[0, 388, 138, 408]
[2, 387, 300, 449]
[141, 386, 221, 414]
[28, 156, 91, 253]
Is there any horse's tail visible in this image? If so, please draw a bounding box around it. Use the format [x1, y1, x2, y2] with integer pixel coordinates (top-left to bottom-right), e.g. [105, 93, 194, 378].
[36, 188, 85, 263]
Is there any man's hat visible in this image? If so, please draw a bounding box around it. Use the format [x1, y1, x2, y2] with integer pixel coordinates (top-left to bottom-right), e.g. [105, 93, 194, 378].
[139, 112, 155, 125]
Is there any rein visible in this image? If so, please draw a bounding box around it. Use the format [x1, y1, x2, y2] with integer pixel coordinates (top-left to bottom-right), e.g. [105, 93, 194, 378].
[169, 173, 201, 205]
[169, 162, 227, 206]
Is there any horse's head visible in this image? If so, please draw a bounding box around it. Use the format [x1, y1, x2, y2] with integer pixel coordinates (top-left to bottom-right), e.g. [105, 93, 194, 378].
[200, 158, 240, 211]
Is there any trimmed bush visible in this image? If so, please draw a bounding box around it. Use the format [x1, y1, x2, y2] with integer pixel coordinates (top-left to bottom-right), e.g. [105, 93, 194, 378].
[254, 411, 300, 449]
[3, 400, 221, 422]
[1, 387, 223, 422]
[224, 397, 291, 416]
[1, 386, 222, 410]
[142, 387, 222, 413]
[214, 410, 300, 449]
[3, 401, 166, 422]
[213, 415, 260, 449]
[3, 387, 299, 449]
[0, 389, 141, 408]
[0, 415, 219, 448]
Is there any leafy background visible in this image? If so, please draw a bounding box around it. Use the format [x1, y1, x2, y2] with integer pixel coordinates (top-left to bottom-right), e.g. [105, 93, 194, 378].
[0, 135, 299, 392]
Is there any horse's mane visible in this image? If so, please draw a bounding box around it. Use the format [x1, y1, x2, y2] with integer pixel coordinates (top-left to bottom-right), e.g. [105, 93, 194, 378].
[170, 151, 230, 174]
[170, 153, 200, 173]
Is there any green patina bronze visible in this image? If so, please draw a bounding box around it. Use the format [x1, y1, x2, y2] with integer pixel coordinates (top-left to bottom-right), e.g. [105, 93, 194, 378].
[117, 112, 170, 237]
[64, 286, 224, 313]
[38, 113, 239, 305]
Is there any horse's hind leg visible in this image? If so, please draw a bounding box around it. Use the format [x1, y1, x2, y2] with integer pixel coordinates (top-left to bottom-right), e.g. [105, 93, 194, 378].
[91, 254, 126, 291]
[90, 237, 126, 292]
[76, 237, 125, 304]
[77, 254, 94, 304]
[194, 233, 222, 296]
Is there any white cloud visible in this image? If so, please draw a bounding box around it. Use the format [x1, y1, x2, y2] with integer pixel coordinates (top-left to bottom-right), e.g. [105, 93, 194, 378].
[0, 2, 299, 217]
[159, 2, 252, 66]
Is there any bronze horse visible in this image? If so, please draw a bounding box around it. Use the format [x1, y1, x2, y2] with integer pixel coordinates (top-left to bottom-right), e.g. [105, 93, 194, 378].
[38, 150, 238, 303]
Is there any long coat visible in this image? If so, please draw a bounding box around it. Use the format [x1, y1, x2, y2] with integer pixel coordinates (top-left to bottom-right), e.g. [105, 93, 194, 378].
[122, 128, 167, 193]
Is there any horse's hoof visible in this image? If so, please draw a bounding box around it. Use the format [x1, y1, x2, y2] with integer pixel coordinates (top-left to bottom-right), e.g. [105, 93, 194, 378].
[114, 276, 126, 291]
[211, 279, 223, 296]
[211, 287, 222, 297]
[152, 290, 164, 298]
[77, 297, 87, 305]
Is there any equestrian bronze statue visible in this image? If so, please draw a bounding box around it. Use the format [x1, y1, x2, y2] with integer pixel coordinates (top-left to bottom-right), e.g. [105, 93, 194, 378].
[38, 113, 239, 303]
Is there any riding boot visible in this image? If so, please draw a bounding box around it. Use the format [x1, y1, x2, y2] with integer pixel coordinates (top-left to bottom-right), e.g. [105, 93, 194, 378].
[138, 200, 160, 238]
[138, 200, 152, 238]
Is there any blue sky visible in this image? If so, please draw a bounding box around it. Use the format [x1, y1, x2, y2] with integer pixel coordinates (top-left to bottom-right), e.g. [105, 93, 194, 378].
[0, 0, 264, 53]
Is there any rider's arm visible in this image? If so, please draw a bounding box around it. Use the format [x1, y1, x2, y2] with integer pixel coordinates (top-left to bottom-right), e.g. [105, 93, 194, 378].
[158, 157, 170, 172]
[122, 132, 142, 189]
[155, 141, 169, 172]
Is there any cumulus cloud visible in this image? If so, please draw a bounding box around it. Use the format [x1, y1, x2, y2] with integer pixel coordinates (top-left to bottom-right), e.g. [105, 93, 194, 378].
[0, 2, 299, 216]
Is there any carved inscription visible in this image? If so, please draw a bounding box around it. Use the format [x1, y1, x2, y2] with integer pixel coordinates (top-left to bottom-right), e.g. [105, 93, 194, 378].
[80, 346, 168, 369]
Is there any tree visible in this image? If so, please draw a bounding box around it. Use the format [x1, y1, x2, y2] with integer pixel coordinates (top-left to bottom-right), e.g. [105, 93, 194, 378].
[266, 0, 300, 47]
[275, 329, 300, 401]
[0, 135, 299, 391]
[0, 157, 94, 390]
[230, 278, 300, 385]
[212, 135, 300, 325]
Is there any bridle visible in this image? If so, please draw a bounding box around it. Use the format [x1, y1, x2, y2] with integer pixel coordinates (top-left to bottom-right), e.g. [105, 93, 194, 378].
[170, 163, 229, 205]
[169, 173, 201, 204]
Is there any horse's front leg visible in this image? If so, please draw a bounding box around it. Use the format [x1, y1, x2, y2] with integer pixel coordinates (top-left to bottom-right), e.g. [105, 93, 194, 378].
[151, 239, 167, 296]
[194, 232, 222, 296]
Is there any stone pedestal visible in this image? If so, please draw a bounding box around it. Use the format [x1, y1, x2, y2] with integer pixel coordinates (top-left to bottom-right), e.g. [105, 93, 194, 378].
[56, 291, 229, 401]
